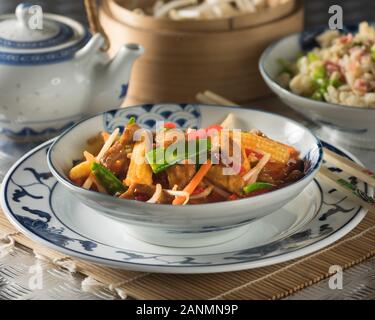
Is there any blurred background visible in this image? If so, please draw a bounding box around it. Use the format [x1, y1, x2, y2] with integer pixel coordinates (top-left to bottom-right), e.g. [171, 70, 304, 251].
[0, 0, 374, 27]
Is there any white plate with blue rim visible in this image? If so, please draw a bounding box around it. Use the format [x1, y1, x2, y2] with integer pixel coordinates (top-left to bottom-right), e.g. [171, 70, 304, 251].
[0, 104, 369, 273]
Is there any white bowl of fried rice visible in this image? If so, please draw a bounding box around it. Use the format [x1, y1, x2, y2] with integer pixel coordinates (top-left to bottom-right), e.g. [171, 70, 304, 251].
[259, 22, 375, 149]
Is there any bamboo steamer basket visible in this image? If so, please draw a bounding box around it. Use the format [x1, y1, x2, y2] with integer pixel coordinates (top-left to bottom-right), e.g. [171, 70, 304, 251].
[99, 0, 304, 105]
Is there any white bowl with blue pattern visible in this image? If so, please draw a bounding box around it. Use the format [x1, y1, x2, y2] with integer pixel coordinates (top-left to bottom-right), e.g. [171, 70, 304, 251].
[47, 104, 323, 247]
[259, 27, 375, 149]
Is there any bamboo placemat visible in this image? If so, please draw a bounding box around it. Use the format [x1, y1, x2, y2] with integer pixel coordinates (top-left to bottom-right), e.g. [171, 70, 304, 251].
[1, 209, 374, 300]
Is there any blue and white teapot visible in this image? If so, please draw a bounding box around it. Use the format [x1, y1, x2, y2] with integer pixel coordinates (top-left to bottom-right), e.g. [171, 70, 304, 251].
[0, 3, 143, 141]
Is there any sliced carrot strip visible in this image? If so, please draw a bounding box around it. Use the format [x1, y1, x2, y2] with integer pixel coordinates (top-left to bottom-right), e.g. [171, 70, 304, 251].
[172, 160, 212, 205]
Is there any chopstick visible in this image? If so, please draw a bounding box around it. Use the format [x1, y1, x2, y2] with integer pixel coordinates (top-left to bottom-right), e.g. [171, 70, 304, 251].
[323, 147, 375, 187]
[196, 90, 239, 106]
[196, 90, 375, 212]
[317, 167, 374, 212]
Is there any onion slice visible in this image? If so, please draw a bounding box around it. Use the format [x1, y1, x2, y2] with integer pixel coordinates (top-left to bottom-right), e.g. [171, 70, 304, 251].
[165, 189, 190, 205]
[90, 174, 108, 194]
[82, 128, 120, 190]
[242, 153, 271, 184]
[96, 128, 120, 160]
[203, 179, 230, 198]
[146, 184, 162, 203]
[82, 173, 94, 190]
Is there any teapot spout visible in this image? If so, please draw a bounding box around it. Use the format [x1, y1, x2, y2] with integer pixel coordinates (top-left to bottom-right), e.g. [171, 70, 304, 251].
[108, 43, 144, 77]
[89, 43, 144, 114]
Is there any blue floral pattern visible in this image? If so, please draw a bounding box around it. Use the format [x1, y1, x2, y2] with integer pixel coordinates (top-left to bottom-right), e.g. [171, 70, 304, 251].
[103, 104, 201, 133]
[118, 84, 128, 99]
[4, 144, 97, 251]
[0, 121, 76, 138]
[0, 31, 90, 65]
[1, 140, 368, 270]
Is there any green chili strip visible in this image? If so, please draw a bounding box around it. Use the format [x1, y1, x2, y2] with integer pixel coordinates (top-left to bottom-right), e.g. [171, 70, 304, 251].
[91, 162, 127, 195]
[127, 117, 136, 125]
[243, 182, 274, 194]
[146, 138, 212, 174]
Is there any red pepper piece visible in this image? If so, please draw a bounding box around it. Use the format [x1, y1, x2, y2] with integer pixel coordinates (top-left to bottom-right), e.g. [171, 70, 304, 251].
[228, 194, 238, 201]
[164, 122, 177, 129]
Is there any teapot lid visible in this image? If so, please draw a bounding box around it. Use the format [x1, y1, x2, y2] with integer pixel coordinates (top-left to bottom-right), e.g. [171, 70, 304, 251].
[0, 3, 90, 65]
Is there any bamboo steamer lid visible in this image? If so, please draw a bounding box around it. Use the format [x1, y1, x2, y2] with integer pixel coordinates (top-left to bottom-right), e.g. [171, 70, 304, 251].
[109, 0, 297, 32]
[99, 0, 304, 105]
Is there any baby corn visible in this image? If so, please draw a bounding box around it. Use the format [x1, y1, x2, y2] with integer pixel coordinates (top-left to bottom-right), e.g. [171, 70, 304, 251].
[241, 132, 291, 163]
[69, 161, 91, 181]
[124, 140, 153, 186]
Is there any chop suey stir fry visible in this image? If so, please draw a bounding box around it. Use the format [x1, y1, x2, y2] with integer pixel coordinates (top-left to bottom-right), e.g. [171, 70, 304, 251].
[69, 114, 305, 205]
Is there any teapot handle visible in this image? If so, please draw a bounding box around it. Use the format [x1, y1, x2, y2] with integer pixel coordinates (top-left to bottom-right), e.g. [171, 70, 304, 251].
[83, 0, 110, 51]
